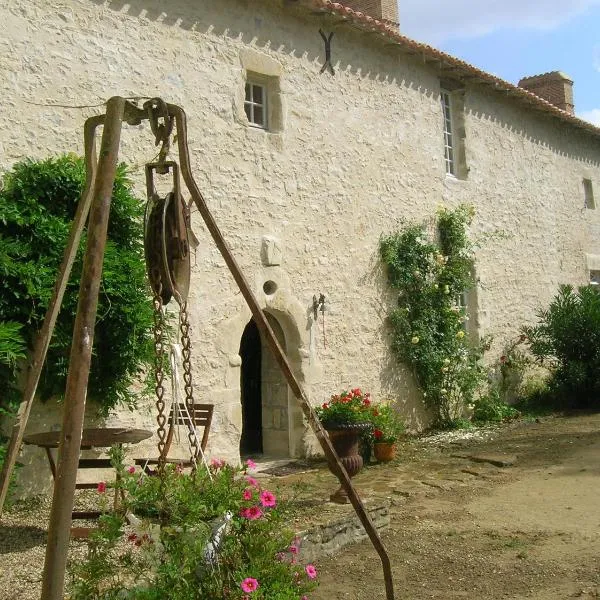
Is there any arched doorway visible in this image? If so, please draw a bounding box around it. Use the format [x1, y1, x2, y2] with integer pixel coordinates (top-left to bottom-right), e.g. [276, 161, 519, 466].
[239, 314, 289, 458]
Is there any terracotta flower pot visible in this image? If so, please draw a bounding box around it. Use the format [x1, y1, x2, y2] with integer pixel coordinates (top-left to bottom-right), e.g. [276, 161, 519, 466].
[374, 442, 397, 463]
[324, 422, 370, 504]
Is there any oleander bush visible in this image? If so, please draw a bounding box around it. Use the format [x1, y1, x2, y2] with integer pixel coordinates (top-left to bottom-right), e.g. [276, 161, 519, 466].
[523, 284, 600, 410]
[70, 453, 318, 600]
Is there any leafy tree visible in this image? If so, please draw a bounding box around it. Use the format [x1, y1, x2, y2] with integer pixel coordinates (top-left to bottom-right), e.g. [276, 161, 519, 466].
[0, 155, 154, 414]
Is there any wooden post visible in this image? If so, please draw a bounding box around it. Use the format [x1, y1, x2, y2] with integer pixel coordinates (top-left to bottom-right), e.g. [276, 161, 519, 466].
[40, 96, 126, 600]
[0, 116, 103, 518]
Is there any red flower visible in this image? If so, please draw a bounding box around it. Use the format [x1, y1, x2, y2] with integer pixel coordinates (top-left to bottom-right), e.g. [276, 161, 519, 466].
[374, 429, 383, 439]
[500, 355, 507, 363]
[97, 481, 106, 494]
[363, 398, 371, 406]
[322, 403, 328, 409]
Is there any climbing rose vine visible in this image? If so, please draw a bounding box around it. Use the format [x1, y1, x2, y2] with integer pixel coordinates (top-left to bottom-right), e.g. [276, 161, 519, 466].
[380, 205, 489, 427]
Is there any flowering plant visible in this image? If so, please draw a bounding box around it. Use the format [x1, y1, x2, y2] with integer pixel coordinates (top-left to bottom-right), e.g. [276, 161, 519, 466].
[369, 403, 405, 444]
[70, 448, 318, 599]
[315, 388, 373, 428]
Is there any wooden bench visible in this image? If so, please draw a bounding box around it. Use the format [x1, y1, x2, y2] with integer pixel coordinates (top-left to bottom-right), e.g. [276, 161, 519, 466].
[135, 403, 213, 471]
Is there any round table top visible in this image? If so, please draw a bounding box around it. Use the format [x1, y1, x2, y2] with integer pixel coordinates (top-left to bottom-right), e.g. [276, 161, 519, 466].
[23, 427, 153, 449]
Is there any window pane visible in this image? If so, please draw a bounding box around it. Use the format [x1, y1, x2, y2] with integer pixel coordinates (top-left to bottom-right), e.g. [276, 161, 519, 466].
[253, 106, 264, 127]
[245, 83, 252, 102]
[244, 103, 252, 122]
[252, 84, 263, 104]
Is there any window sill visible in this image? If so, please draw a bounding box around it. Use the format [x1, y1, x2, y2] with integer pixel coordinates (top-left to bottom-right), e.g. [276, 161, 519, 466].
[444, 171, 469, 183]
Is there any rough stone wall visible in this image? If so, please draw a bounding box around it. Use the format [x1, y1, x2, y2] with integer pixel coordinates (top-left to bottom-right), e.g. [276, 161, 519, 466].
[1, 0, 599, 493]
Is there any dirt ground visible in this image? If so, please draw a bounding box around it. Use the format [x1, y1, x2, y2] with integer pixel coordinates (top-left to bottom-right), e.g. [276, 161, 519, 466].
[314, 413, 600, 600]
[1, 413, 599, 600]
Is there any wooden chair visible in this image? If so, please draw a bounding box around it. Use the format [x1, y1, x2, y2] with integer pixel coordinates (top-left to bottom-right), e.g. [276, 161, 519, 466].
[135, 403, 214, 471]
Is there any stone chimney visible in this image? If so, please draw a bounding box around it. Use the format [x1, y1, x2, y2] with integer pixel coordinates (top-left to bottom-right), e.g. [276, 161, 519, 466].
[341, 0, 399, 28]
[518, 71, 574, 115]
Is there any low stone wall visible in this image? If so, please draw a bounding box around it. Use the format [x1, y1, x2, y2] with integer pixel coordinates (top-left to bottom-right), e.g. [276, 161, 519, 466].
[298, 501, 390, 561]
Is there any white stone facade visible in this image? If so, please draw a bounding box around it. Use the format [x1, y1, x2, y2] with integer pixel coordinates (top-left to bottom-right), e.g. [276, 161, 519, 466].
[1, 0, 599, 493]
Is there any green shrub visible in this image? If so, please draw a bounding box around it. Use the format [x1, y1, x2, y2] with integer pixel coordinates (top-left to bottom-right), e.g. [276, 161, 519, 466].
[70, 454, 318, 599]
[0, 321, 26, 500]
[380, 205, 488, 427]
[523, 285, 600, 409]
[0, 156, 154, 413]
[472, 389, 519, 424]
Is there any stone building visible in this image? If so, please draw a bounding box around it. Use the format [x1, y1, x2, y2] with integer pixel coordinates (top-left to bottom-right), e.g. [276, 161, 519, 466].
[1, 0, 599, 490]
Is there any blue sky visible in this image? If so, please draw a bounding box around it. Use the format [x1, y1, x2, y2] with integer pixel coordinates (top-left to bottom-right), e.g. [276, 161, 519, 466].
[399, 1, 600, 125]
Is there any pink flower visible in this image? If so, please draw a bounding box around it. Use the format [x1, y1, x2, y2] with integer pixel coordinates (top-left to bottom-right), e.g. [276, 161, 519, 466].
[245, 475, 259, 487]
[240, 505, 263, 520]
[305, 564, 317, 579]
[302, 597, 309, 600]
[259, 490, 276, 507]
[127, 466, 136, 474]
[210, 458, 225, 469]
[245, 458, 257, 470]
[242, 488, 253, 501]
[289, 544, 298, 554]
[240, 577, 259, 593]
[97, 481, 106, 494]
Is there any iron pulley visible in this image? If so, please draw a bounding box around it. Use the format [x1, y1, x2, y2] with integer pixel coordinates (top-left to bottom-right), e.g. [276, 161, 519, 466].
[144, 161, 191, 306]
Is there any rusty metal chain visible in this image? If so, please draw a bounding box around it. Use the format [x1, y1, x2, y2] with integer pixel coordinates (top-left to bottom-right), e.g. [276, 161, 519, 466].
[151, 280, 168, 475]
[178, 299, 199, 471]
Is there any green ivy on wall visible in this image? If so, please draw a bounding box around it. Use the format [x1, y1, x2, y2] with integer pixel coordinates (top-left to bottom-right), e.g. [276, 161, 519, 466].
[0, 155, 155, 414]
[380, 204, 488, 427]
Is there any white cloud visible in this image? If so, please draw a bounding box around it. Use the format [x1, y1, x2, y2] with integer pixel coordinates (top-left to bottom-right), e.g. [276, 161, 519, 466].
[578, 109, 600, 126]
[399, 0, 600, 45]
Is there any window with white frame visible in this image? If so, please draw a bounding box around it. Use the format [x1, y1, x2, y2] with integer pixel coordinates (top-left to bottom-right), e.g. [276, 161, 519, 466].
[244, 81, 267, 129]
[583, 178, 595, 209]
[590, 270, 600, 285]
[441, 90, 455, 176]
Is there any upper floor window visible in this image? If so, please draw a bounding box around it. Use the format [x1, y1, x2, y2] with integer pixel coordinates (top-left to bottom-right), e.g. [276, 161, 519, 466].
[441, 90, 455, 176]
[244, 81, 267, 129]
[583, 178, 595, 209]
[440, 85, 467, 179]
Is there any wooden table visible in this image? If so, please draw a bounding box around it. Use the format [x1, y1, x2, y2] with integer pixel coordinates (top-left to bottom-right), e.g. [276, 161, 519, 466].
[24, 428, 153, 525]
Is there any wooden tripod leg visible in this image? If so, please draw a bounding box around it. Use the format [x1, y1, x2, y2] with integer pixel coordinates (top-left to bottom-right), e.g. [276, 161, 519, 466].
[0, 115, 104, 518]
[170, 105, 395, 599]
[41, 96, 126, 600]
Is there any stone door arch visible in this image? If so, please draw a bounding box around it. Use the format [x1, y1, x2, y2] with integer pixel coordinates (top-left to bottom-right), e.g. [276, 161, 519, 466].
[238, 310, 304, 458]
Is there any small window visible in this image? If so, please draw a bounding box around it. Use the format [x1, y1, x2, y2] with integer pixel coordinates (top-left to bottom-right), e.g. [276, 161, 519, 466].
[584, 179, 595, 209]
[441, 90, 455, 176]
[590, 270, 600, 286]
[244, 81, 267, 129]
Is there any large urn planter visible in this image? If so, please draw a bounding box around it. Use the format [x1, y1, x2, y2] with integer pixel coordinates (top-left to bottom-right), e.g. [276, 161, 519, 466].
[324, 422, 371, 504]
[373, 442, 397, 463]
